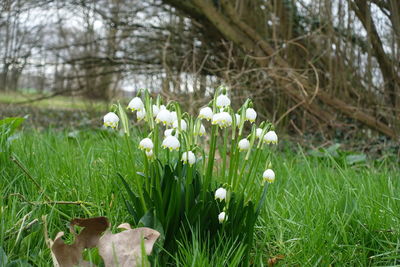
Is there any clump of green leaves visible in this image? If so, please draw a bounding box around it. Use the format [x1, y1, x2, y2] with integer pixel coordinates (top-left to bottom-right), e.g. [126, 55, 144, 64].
[104, 87, 278, 264]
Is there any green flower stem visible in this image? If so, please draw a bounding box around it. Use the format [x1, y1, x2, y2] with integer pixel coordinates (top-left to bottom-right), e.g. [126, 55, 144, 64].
[227, 137, 237, 185]
[153, 125, 159, 156]
[166, 149, 170, 164]
[144, 154, 150, 192]
[205, 125, 218, 192]
[185, 164, 193, 213]
[221, 128, 228, 180]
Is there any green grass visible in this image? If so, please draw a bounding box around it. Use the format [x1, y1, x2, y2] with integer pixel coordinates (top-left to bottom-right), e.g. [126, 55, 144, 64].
[0, 91, 108, 111]
[1, 129, 399, 266]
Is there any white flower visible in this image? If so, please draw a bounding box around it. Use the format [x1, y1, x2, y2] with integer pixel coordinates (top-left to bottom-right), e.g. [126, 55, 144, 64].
[245, 108, 257, 122]
[198, 124, 206, 136]
[139, 138, 153, 151]
[128, 97, 144, 111]
[211, 112, 232, 128]
[216, 94, 231, 108]
[264, 131, 278, 144]
[218, 212, 226, 223]
[215, 188, 227, 201]
[198, 107, 213, 121]
[238, 138, 250, 151]
[172, 119, 187, 131]
[164, 129, 174, 137]
[137, 108, 146, 121]
[103, 112, 119, 128]
[152, 105, 159, 117]
[155, 110, 173, 126]
[153, 104, 166, 117]
[181, 151, 196, 165]
[256, 128, 263, 138]
[263, 169, 275, 183]
[161, 135, 180, 151]
[145, 149, 153, 158]
[235, 114, 241, 126]
[170, 111, 178, 122]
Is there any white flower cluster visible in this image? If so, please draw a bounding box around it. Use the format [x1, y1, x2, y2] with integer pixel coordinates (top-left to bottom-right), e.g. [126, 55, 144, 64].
[103, 88, 280, 225]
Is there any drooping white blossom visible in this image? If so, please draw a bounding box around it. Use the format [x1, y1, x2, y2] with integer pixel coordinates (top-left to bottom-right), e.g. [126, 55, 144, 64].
[235, 114, 241, 126]
[181, 151, 196, 166]
[172, 119, 187, 131]
[145, 149, 153, 158]
[216, 94, 231, 108]
[263, 169, 275, 183]
[170, 111, 178, 122]
[238, 138, 250, 151]
[164, 129, 174, 137]
[152, 105, 159, 117]
[211, 112, 232, 128]
[103, 112, 119, 128]
[139, 138, 154, 151]
[215, 188, 227, 201]
[198, 107, 213, 121]
[137, 108, 146, 121]
[198, 124, 206, 136]
[127, 97, 144, 111]
[256, 128, 263, 139]
[245, 108, 257, 122]
[155, 110, 173, 126]
[218, 212, 226, 223]
[264, 131, 278, 144]
[161, 135, 180, 151]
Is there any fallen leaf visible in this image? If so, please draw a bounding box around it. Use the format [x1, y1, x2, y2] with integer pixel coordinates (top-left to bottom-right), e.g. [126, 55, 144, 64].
[43, 216, 108, 267]
[70, 217, 109, 248]
[98, 224, 160, 267]
[268, 254, 285, 266]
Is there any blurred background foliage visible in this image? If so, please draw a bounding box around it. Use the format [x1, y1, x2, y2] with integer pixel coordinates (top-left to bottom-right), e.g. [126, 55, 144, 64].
[0, 0, 399, 147]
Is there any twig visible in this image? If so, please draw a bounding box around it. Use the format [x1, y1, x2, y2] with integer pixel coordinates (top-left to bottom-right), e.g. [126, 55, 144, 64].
[10, 154, 51, 201]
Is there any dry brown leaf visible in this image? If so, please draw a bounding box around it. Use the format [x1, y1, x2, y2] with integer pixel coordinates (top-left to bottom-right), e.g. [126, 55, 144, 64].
[70, 217, 109, 248]
[43, 216, 159, 267]
[43, 216, 109, 267]
[268, 254, 285, 266]
[98, 225, 160, 267]
[51, 231, 92, 267]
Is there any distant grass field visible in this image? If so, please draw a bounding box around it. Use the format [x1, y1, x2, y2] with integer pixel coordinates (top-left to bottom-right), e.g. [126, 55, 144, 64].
[0, 91, 108, 111]
[1, 128, 399, 266]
